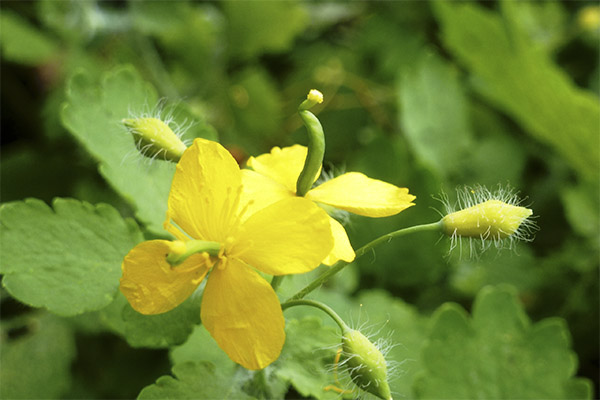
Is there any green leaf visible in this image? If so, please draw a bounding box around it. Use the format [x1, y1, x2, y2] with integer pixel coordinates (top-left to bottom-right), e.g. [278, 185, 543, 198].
[0, 313, 76, 399]
[121, 291, 202, 348]
[434, 1, 600, 181]
[0, 198, 142, 316]
[223, 0, 308, 59]
[414, 285, 593, 399]
[561, 183, 600, 239]
[0, 10, 58, 65]
[61, 66, 216, 233]
[138, 361, 253, 399]
[399, 51, 474, 178]
[275, 317, 340, 400]
[170, 323, 235, 368]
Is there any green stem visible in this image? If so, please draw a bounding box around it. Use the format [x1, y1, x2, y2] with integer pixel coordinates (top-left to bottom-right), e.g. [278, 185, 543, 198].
[286, 221, 443, 301]
[270, 275, 284, 291]
[281, 299, 348, 333]
[166, 240, 221, 266]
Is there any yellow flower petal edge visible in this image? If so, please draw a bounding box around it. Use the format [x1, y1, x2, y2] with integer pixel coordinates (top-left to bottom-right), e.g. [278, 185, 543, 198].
[233, 197, 333, 276]
[167, 138, 242, 242]
[120, 240, 210, 315]
[322, 217, 356, 266]
[306, 172, 416, 217]
[240, 169, 294, 220]
[247, 145, 320, 193]
[201, 258, 285, 370]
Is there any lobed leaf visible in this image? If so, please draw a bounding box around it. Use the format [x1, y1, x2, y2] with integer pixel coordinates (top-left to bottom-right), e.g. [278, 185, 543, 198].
[0, 198, 142, 316]
[414, 285, 593, 399]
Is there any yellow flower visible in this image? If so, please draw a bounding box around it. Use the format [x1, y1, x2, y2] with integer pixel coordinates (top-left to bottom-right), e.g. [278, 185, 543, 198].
[241, 145, 416, 265]
[120, 139, 333, 370]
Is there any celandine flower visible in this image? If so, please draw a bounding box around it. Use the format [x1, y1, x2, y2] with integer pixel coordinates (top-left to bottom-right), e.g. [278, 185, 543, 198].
[241, 145, 415, 265]
[120, 139, 333, 370]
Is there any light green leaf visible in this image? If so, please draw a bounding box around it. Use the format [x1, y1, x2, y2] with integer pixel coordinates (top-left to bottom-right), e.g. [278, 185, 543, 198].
[0, 10, 58, 65]
[223, 0, 308, 59]
[399, 51, 474, 178]
[434, 1, 600, 181]
[0, 198, 142, 316]
[61, 66, 216, 233]
[0, 313, 76, 399]
[170, 323, 234, 369]
[561, 183, 600, 239]
[275, 317, 340, 400]
[138, 361, 253, 399]
[414, 285, 593, 399]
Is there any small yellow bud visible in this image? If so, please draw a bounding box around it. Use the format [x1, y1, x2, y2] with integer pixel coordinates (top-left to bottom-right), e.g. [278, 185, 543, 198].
[122, 117, 187, 162]
[342, 329, 392, 400]
[578, 5, 600, 32]
[442, 199, 533, 240]
[307, 89, 324, 104]
[439, 185, 537, 255]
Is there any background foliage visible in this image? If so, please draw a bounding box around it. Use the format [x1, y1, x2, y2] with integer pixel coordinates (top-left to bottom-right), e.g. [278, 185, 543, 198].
[1, 1, 598, 399]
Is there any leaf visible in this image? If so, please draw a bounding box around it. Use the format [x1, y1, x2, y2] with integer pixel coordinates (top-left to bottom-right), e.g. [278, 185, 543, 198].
[275, 317, 341, 400]
[414, 285, 593, 399]
[61, 66, 216, 234]
[0, 10, 58, 65]
[434, 1, 600, 181]
[0, 313, 76, 399]
[0, 198, 142, 316]
[121, 291, 202, 348]
[399, 51, 474, 178]
[138, 361, 253, 399]
[223, 0, 308, 59]
[170, 323, 235, 368]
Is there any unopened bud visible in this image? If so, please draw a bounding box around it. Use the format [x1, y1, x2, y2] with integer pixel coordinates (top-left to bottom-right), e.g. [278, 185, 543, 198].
[123, 117, 187, 162]
[442, 199, 532, 240]
[342, 329, 392, 400]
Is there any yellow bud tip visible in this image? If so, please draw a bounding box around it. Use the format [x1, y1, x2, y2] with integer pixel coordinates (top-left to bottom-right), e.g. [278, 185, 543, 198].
[579, 6, 600, 31]
[307, 89, 324, 104]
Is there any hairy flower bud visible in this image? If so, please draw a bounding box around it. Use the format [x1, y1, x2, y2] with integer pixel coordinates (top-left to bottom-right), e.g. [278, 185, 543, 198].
[342, 329, 392, 400]
[442, 199, 532, 240]
[123, 117, 187, 162]
[439, 185, 537, 255]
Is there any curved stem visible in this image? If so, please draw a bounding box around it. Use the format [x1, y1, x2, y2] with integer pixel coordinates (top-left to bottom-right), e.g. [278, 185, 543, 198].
[270, 275, 284, 291]
[286, 221, 443, 301]
[296, 90, 326, 197]
[282, 299, 348, 333]
[166, 239, 221, 266]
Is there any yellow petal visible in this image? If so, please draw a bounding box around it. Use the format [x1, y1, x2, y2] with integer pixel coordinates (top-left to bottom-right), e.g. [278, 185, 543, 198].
[233, 197, 333, 275]
[201, 258, 285, 370]
[322, 217, 356, 265]
[167, 138, 243, 242]
[247, 145, 320, 193]
[306, 172, 416, 217]
[120, 240, 209, 315]
[240, 169, 294, 220]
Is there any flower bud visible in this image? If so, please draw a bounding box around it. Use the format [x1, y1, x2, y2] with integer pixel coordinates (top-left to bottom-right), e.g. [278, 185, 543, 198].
[342, 329, 392, 400]
[122, 117, 187, 162]
[442, 199, 532, 240]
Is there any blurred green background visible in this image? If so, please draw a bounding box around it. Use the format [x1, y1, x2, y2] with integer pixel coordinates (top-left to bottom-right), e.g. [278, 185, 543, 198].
[1, 1, 598, 398]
